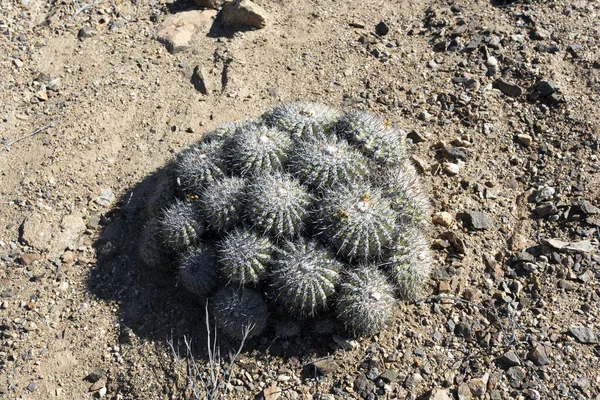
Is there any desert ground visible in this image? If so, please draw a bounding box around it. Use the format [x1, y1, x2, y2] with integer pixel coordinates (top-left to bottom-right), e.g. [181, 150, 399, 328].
[0, 0, 599, 399]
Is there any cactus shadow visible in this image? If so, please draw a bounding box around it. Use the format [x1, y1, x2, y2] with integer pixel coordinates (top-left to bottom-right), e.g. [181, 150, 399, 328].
[89, 165, 344, 362]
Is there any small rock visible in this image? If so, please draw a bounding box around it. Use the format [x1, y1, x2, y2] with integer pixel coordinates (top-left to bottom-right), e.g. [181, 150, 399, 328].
[312, 359, 339, 376]
[516, 134, 532, 147]
[156, 9, 217, 53]
[98, 387, 107, 398]
[21, 213, 52, 250]
[13, 58, 24, 68]
[531, 27, 550, 40]
[379, 370, 399, 383]
[332, 335, 359, 350]
[191, 66, 209, 94]
[354, 373, 376, 397]
[429, 388, 452, 400]
[95, 188, 115, 206]
[533, 185, 555, 203]
[535, 202, 558, 217]
[569, 326, 597, 344]
[558, 279, 576, 291]
[221, 0, 268, 29]
[193, 0, 226, 8]
[78, 26, 96, 40]
[528, 344, 549, 366]
[262, 384, 281, 400]
[460, 210, 494, 230]
[438, 281, 451, 294]
[468, 373, 489, 397]
[85, 368, 104, 383]
[499, 351, 521, 367]
[375, 21, 389, 36]
[89, 379, 106, 393]
[433, 211, 454, 227]
[407, 129, 427, 143]
[536, 80, 558, 97]
[579, 200, 599, 215]
[404, 373, 424, 389]
[411, 155, 430, 172]
[443, 162, 460, 175]
[506, 366, 525, 387]
[17, 253, 41, 266]
[541, 238, 595, 254]
[26, 382, 35, 392]
[457, 383, 471, 400]
[486, 56, 498, 68]
[108, 20, 124, 31]
[496, 79, 523, 97]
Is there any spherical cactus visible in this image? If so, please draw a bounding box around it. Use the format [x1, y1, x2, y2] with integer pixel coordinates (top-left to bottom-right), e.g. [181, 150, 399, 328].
[379, 165, 430, 226]
[270, 239, 341, 317]
[288, 133, 370, 190]
[336, 267, 396, 336]
[217, 228, 273, 286]
[275, 319, 301, 339]
[211, 286, 269, 341]
[226, 123, 292, 177]
[315, 183, 397, 261]
[335, 111, 405, 166]
[179, 244, 219, 297]
[200, 177, 246, 233]
[135, 102, 433, 339]
[175, 140, 226, 195]
[245, 173, 311, 238]
[263, 102, 339, 140]
[385, 228, 431, 300]
[158, 200, 204, 251]
[136, 218, 174, 272]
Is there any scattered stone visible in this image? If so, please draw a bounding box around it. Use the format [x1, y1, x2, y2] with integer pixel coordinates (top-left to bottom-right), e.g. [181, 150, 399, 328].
[108, 20, 124, 31]
[191, 66, 209, 94]
[156, 9, 217, 53]
[533, 186, 555, 203]
[496, 79, 523, 97]
[486, 56, 498, 68]
[558, 279, 576, 291]
[332, 335, 359, 350]
[95, 188, 115, 206]
[78, 26, 95, 40]
[17, 253, 41, 266]
[528, 344, 549, 366]
[84, 368, 104, 383]
[375, 21, 389, 36]
[221, 0, 268, 29]
[443, 162, 460, 175]
[89, 379, 106, 392]
[429, 388, 452, 400]
[506, 366, 525, 387]
[49, 213, 86, 258]
[407, 129, 427, 143]
[499, 351, 521, 367]
[460, 210, 494, 230]
[516, 134, 532, 147]
[531, 27, 550, 40]
[404, 373, 424, 388]
[457, 383, 471, 400]
[535, 43, 559, 53]
[13, 58, 24, 68]
[193, 0, 226, 9]
[568, 327, 597, 344]
[432, 211, 454, 227]
[579, 200, 599, 215]
[438, 281, 451, 294]
[468, 373, 489, 397]
[312, 359, 339, 376]
[541, 238, 595, 254]
[354, 373, 375, 397]
[535, 202, 558, 217]
[262, 384, 281, 400]
[379, 370, 399, 383]
[21, 213, 52, 250]
[411, 155, 430, 172]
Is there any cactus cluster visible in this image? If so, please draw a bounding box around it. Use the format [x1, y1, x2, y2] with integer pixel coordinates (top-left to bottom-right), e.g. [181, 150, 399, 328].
[136, 102, 431, 340]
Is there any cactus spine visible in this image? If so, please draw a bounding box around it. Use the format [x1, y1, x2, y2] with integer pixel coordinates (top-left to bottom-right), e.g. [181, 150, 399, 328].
[158, 200, 204, 251]
[212, 286, 269, 341]
[200, 176, 246, 233]
[178, 244, 219, 297]
[217, 228, 273, 286]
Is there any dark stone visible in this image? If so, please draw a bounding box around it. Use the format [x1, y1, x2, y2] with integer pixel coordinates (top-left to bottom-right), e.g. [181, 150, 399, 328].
[536, 80, 558, 97]
[312, 359, 339, 376]
[354, 373, 376, 397]
[499, 351, 521, 367]
[77, 26, 95, 40]
[506, 366, 526, 388]
[379, 369, 399, 383]
[496, 79, 523, 97]
[535, 202, 558, 217]
[366, 366, 379, 380]
[528, 344, 549, 366]
[579, 200, 599, 215]
[442, 146, 467, 161]
[535, 44, 559, 53]
[84, 368, 104, 383]
[454, 322, 471, 339]
[375, 21, 390, 36]
[460, 210, 495, 230]
[407, 129, 426, 143]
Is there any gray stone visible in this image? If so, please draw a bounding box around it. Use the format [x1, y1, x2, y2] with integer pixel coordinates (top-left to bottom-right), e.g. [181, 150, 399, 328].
[354, 373, 375, 397]
[461, 210, 494, 230]
[533, 185, 555, 203]
[78, 26, 95, 40]
[496, 79, 523, 97]
[579, 200, 599, 215]
[569, 327, 597, 344]
[312, 359, 339, 376]
[379, 369, 399, 383]
[506, 366, 525, 387]
[95, 188, 115, 207]
[528, 344, 549, 366]
[499, 351, 521, 367]
[84, 368, 104, 383]
[21, 213, 52, 250]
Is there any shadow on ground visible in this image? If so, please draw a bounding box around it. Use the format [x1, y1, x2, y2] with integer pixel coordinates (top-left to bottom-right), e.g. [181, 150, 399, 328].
[89, 162, 344, 363]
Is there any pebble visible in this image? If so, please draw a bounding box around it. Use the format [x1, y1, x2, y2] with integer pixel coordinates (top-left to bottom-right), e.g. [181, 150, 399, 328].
[312, 359, 339, 376]
[516, 134, 532, 146]
[354, 373, 375, 397]
[528, 344, 549, 366]
[429, 388, 452, 400]
[432, 211, 454, 227]
[496, 78, 523, 97]
[78, 26, 96, 40]
[569, 326, 597, 344]
[443, 162, 460, 175]
[20, 213, 52, 250]
[85, 368, 104, 383]
[221, 0, 268, 29]
[262, 384, 281, 400]
[13, 58, 24, 68]
[375, 21, 390, 36]
[95, 188, 115, 206]
[499, 351, 521, 367]
[460, 210, 494, 230]
[486, 56, 498, 68]
[506, 366, 525, 387]
[533, 185, 555, 203]
[379, 370, 399, 383]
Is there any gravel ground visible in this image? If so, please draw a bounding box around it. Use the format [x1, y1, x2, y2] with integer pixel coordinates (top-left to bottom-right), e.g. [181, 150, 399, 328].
[0, 0, 599, 399]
